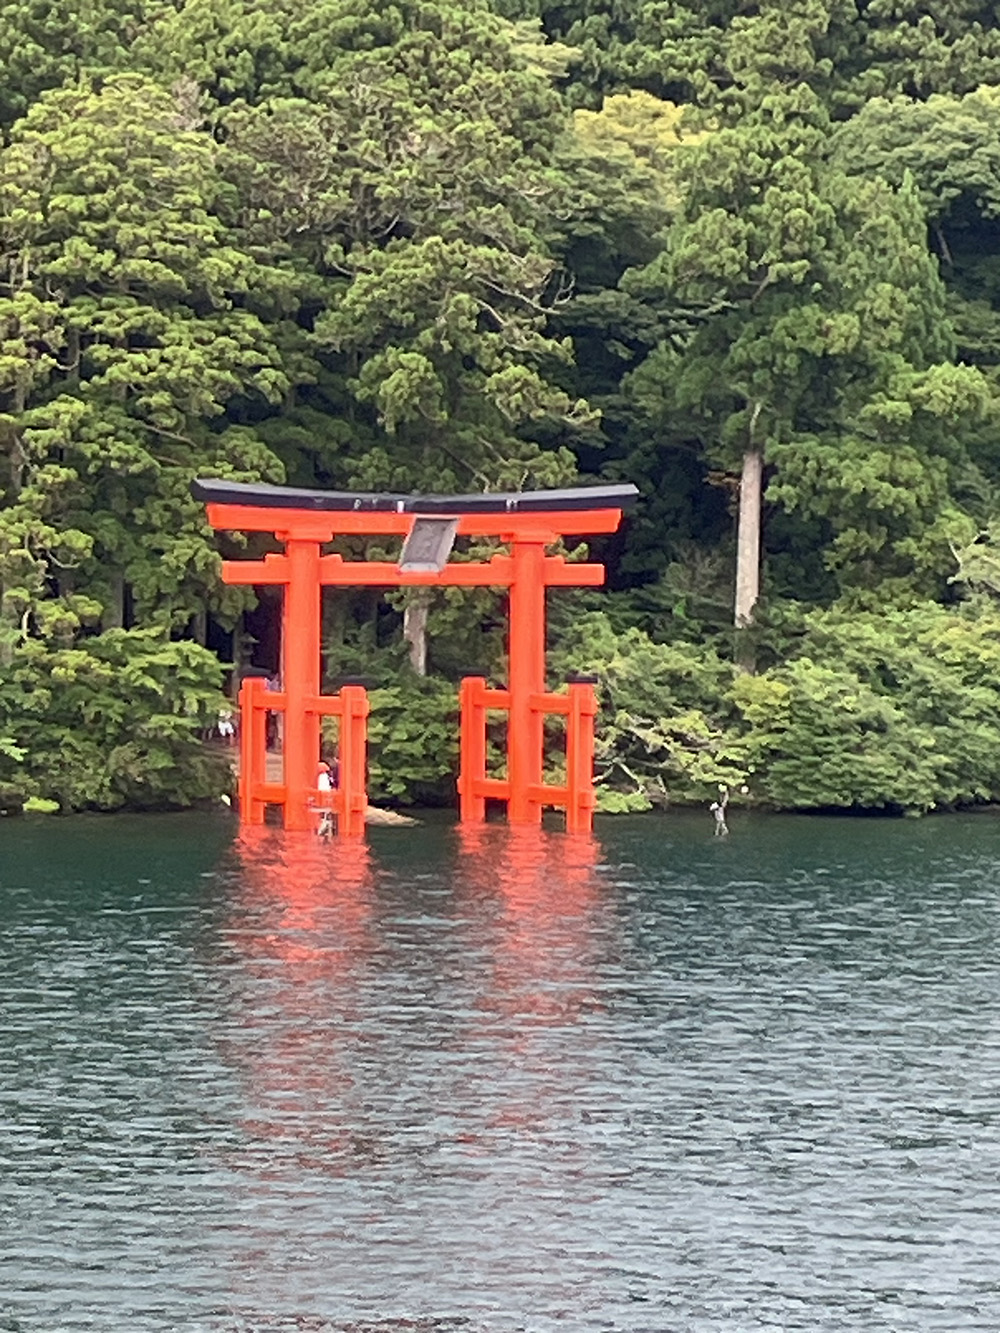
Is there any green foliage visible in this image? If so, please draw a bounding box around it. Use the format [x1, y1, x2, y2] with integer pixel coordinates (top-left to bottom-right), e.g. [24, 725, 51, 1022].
[548, 603, 1000, 815]
[550, 610, 748, 809]
[146, 0, 593, 493]
[0, 0, 150, 130]
[0, 630, 228, 810]
[0, 73, 289, 644]
[365, 677, 459, 806]
[734, 606, 1000, 812]
[841, 1, 1000, 105]
[952, 523, 1000, 597]
[0, 733, 28, 811]
[832, 88, 1000, 223]
[0, 736, 26, 763]
[23, 796, 60, 813]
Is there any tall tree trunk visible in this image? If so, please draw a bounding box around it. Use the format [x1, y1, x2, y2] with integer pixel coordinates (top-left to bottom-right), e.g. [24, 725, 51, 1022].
[403, 590, 430, 677]
[734, 448, 763, 630]
[64, 326, 81, 390]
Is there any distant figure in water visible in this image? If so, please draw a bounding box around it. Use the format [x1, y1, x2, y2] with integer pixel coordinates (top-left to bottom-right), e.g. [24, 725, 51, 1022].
[709, 786, 730, 837]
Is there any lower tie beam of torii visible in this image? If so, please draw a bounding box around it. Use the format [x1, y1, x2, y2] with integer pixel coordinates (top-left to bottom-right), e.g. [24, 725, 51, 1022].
[194, 480, 637, 833]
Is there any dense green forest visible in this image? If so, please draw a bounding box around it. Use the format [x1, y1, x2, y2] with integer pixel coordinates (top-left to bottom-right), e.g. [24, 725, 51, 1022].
[6, 0, 1000, 814]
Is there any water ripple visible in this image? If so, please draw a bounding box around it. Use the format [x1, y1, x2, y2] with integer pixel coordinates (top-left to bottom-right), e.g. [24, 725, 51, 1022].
[1, 811, 999, 1330]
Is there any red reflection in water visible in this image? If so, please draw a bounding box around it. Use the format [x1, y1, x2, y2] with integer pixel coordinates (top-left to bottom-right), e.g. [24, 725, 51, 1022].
[222, 828, 377, 1172]
[455, 823, 608, 1137]
[219, 824, 609, 1171]
[457, 823, 604, 1009]
[234, 825, 372, 962]
[212, 823, 617, 1321]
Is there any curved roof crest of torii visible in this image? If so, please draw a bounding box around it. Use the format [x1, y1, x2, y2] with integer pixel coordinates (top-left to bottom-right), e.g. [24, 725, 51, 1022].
[193, 478, 639, 545]
[192, 477, 638, 519]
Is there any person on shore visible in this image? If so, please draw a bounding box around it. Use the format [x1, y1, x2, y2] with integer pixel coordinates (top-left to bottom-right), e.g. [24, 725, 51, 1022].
[217, 707, 236, 747]
[709, 786, 730, 837]
[315, 760, 334, 839]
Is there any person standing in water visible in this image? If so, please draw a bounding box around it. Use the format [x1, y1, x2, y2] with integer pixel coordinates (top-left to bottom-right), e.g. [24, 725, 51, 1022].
[709, 786, 730, 837]
[315, 761, 334, 839]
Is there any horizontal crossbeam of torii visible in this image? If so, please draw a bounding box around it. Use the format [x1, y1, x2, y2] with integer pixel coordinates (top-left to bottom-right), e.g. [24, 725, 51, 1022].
[194, 479, 638, 833]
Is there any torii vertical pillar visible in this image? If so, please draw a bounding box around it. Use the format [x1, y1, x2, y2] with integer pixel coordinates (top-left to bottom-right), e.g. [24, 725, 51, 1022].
[508, 538, 546, 824]
[282, 537, 322, 830]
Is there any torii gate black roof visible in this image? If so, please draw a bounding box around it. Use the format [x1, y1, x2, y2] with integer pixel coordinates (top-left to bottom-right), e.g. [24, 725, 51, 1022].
[192, 478, 638, 515]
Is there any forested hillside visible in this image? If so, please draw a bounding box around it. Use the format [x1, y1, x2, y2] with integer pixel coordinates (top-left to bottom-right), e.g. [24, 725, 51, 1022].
[5, 0, 1000, 814]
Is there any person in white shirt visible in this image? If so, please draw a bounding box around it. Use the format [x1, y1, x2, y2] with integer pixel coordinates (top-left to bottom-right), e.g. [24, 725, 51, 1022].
[315, 761, 334, 838]
[217, 708, 236, 746]
[709, 786, 730, 837]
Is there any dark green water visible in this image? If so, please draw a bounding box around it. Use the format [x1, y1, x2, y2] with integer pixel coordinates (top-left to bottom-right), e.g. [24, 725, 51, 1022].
[2, 809, 1000, 1331]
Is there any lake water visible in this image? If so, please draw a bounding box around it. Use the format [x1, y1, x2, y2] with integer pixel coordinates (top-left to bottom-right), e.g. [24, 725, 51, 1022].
[2, 809, 1000, 1331]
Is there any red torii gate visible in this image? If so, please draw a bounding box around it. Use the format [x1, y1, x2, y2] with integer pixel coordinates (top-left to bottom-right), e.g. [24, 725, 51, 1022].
[194, 479, 636, 835]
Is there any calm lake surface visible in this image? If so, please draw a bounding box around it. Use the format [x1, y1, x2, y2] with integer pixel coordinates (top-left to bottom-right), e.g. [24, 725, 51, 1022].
[2, 810, 1000, 1331]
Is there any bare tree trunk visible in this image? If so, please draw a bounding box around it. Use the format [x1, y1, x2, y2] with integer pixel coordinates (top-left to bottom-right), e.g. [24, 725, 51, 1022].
[403, 591, 430, 676]
[934, 222, 953, 267]
[64, 326, 80, 389]
[734, 448, 763, 629]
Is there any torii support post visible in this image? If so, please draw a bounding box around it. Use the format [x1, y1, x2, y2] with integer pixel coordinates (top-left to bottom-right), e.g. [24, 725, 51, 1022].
[237, 675, 269, 825]
[565, 680, 597, 833]
[336, 685, 370, 837]
[458, 675, 598, 832]
[236, 674, 369, 834]
[195, 478, 636, 834]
